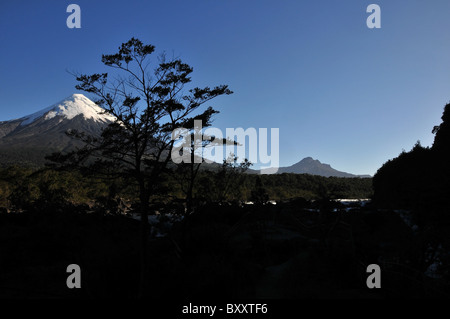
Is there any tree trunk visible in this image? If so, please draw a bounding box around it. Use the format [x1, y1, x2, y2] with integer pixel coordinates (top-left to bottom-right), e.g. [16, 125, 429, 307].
[186, 183, 193, 216]
[138, 181, 150, 299]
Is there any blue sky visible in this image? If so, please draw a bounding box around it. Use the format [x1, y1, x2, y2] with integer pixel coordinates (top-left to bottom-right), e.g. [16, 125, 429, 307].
[1, 0, 450, 175]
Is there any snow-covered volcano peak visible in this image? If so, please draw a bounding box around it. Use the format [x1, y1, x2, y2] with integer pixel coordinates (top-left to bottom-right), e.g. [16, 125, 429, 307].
[20, 93, 116, 126]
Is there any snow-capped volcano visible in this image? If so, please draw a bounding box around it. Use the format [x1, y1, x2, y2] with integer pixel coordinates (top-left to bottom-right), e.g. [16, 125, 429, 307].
[19, 93, 116, 126]
[0, 94, 116, 166]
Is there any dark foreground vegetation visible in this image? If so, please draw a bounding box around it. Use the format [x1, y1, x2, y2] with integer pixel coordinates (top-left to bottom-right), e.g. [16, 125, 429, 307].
[1, 197, 449, 299]
[0, 166, 377, 299]
[0, 162, 449, 299]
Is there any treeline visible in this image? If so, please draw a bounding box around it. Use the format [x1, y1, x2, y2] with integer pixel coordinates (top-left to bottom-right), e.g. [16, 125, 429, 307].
[0, 166, 114, 210]
[373, 102, 450, 210]
[251, 173, 372, 200]
[182, 171, 372, 202]
[0, 147, 60, 169]
[0, 164, 372, 210]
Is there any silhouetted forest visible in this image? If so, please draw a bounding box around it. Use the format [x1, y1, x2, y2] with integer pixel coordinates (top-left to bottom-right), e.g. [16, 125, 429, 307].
[371, 102, 450, 298]
[373, 102, 450, 210]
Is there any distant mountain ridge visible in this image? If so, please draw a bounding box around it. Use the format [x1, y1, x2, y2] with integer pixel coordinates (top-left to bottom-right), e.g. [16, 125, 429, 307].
[260, 157, 371, 178]
[0, 94, 371, 178]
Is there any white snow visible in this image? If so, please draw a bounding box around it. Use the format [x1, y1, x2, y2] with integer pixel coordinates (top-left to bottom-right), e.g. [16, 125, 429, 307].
[20, 94, 116, 125]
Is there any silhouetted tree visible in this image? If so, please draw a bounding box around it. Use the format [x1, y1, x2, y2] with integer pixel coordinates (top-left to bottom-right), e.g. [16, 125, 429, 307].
[48, 38, 232, 297]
